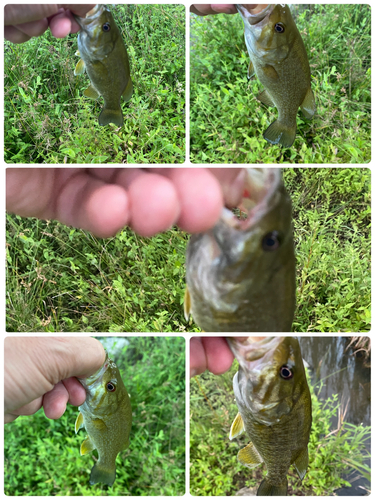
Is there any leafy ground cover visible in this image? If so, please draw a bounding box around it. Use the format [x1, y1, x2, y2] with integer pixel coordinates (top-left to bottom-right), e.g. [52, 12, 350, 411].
[4, 336, 185, 495]
[190, 347, 371, 496]
[6, 168, 370, 332]
[4, 5, 185, 163]
[190, 5, 371, 163]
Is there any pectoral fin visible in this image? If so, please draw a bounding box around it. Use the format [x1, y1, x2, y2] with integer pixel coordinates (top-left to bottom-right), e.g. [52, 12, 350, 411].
[184, 286, 191, 321]
[247, 60, 255, 79]
[300, 87, 316, 119]
[294, 446, 309, 480]
[122, 78, 133, 102]
[84, 85, 100, 100]
[237, 442, 263, 468]
[257, 90, 275, 108]
[74, 58, 86, 76]
[75, 412, 84, 434]
[229, 412, 245, 440]
[80, 436, 96, 456]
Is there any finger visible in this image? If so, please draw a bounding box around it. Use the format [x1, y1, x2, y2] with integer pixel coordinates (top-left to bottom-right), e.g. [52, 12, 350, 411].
[43, 381, 69, 419]
[62, 377, 86, 407]
[160, 168, 223, 233]
[12, 18, 49, 38]
[6, 168, 57, 218]
[36, 337, 106, 384]
[4, 4, 59, 25]
[202, 337, 234, 375]
[54, 173, 130, 238]
[4, 25, 32, 43]
[48, 11, 73, 38]
[59, 4, 96, 17]
[190, 337, 206, 377]
[122, 172, 180, 237]
[210, 4, 238, 14]
[190, 4, 237, 15]
[6, 397, 44, 420]
[208, 168, 245, 207]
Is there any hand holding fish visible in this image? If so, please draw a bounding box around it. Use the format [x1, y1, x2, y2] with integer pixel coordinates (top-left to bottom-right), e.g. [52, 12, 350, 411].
[6, 168, 245, 238]
[4, 337, 105, 423]
[190, 5, 268, 16]
[4, 4, 95, 44]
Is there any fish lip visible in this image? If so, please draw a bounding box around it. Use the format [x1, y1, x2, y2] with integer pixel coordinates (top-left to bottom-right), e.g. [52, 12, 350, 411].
[78, 352, 109, 390]
[236, 4, 274, 27]
[74, 4, 108, 30]
[220, 168, 282, 232]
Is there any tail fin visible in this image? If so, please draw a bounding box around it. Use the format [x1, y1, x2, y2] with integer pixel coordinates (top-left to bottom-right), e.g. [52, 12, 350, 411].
[89, 461, 116, 486]
[256, 477, 288, 496]
[99, 107, 123, 127]
[263, 119, 296, 148]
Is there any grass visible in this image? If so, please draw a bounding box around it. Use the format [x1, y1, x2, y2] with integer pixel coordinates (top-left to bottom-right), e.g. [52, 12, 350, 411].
[4, 4, 185, 163]
[4, 336, 186, 495]
[6, 168, 370, 332]
[190, 352, 371, 496]
[190, 4, 371, 163]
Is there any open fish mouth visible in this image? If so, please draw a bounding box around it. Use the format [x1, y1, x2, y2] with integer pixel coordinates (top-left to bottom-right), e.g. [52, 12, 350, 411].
[221, 169, 282, 231]
[236, 4, 274, 26]
[74, 5, 108, 29]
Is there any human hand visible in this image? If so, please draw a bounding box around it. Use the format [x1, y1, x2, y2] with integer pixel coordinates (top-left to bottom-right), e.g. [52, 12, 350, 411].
[190, 337, 235, 377]
[6, 168, 245, 238]
[4, 337, 105, 423]
[4, 4, 95, 44]
[190, 5, 267, 16]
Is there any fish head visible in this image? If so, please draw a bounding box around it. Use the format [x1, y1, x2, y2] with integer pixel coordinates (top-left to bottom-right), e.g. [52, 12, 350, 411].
[236, 4, 297, 64]
[186, 168, 295, 330]
[74, 5, 120, 58]
[78, 352, 126, 417]
[228, 337, 307, 425]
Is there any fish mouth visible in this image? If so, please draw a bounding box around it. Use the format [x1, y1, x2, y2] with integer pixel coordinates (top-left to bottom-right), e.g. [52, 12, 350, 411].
[227, 336, 284, 369]
[78, 352, 109, 390]
[74, 4, 108, 29]
[236, 4, 274, 26]
[221, 168, 282, 232]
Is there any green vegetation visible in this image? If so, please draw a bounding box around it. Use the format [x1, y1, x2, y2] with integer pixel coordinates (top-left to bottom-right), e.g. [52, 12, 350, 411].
[6, 168, 370, 332]
[190, 359, 370, 496]
[4, 5, 185, 163]
[4, 336, 185, 495]
[190, 5, 370, 163]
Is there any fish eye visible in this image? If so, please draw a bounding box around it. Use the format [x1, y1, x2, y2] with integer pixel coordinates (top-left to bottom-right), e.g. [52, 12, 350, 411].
[262, 231, 280, 251]
[280, 366, 293, 380]
[102, 23, 111, 32]
[274, 23, 285, 33]
[106, 382, 116, 392]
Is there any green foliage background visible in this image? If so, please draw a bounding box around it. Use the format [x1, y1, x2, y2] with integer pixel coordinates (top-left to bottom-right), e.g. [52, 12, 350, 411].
[4, 5, 185, 163]
[4, 336, 185, 495]
[190, 349, 371, 496]
[6, 168, 370, 332]
[190, 5, 371, 163]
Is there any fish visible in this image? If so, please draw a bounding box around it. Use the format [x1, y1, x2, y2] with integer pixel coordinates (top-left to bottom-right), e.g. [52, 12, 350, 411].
[227, 336, 312, 496]
[74, 5, 133, 127]
[75, 352, 132, 486]
[184, 168, 295, 332]
[236, 4, 316, 148]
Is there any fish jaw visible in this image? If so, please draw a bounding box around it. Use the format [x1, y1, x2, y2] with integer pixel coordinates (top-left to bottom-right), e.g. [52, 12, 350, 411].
[185, 168, 295, 332]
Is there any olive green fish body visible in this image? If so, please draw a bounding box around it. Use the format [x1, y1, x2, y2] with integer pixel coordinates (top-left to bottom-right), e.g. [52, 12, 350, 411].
[228, 337, 312, 496]
[236, 4, 315, 147]
[74, 5, 133, 127]
[185, 168, 295, 332]
[76, 353, 132, 486]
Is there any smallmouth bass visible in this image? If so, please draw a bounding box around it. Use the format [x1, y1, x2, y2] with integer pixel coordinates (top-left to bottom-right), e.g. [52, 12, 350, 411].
[75, 353, 132, 486]
[74, 5, 133, 127]
[228, 337, 312, 496]
[184, 168, 295, 332]
[236, 4, 316, 148]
